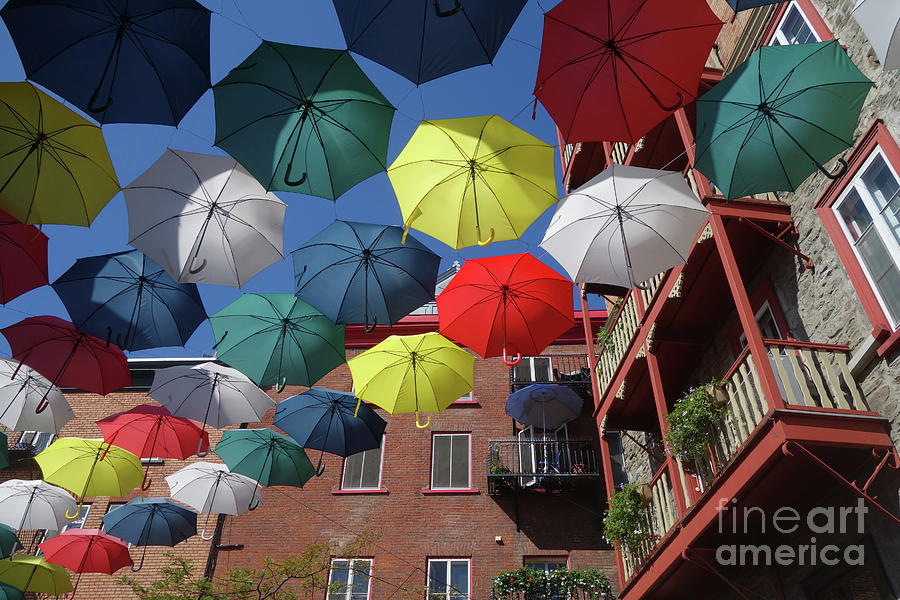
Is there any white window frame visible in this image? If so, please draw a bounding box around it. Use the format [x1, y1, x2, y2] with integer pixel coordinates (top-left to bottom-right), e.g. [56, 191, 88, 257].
[770, 1, 821, 46]
[18, 431, 54, 454]
[427, 558, 470, 600]
[326, 558, 373, 600]
[430, 433, 471, 490]
[340, 437, 385, 491]
[40, 503, 91, 547]
[523, 558, 569, 600]
[833, 147, 900, 330]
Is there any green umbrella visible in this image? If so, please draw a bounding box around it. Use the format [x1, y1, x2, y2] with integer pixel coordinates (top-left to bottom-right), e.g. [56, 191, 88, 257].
[0, 583, 23, 600]
[694, 40, 872, 201]
[0, 525, 21, 559]
[213, 42, 395, 200]
[209, 293, 345, 391]
[0, 555, 71, 595]
[214, 428, 315, 508]
[0, 432, 7, 470]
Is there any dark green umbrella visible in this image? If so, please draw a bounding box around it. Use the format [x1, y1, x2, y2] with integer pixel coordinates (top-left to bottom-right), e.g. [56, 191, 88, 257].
[209, 293, 345, 391]
[0, 524, 21, 559]
[0, 432, 7, 470]
[213, 42, 395, 200]
[694, 40, 872, 200]
[0, 583, 23, 600]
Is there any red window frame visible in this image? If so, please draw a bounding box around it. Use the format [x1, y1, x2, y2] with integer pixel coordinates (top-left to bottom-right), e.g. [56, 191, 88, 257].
[759, 0, 833, 46]
[816, 120, 900, 357]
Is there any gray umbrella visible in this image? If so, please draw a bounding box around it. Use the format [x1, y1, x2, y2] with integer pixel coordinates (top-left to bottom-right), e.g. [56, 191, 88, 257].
[853, 0, 900, 70]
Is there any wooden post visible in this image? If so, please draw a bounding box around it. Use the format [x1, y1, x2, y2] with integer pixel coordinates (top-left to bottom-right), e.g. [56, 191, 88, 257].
[646, 350, 688, 517]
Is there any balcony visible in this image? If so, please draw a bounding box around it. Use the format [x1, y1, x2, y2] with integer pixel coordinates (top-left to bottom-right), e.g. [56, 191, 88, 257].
[486, 439, 601, 494]
[509, 354, 592, 393]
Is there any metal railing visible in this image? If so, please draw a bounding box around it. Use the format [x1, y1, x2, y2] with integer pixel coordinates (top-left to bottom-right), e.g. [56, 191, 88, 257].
[509, 354, 592, 393]
[486, 439, 600, 494]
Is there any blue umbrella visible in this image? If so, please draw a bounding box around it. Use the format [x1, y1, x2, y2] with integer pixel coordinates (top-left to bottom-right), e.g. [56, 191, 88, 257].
[505, 384, 583, 432]
[51, 249, 206, 351]
[101, 498, 196, 572]
[274, 388, 387, 476]
[0, 0, 210, 125]
[292, 221, 440, 332]
[725, 0, 782, 11]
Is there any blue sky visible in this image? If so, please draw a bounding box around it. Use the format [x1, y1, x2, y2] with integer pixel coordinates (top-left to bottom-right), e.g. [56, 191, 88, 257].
[0, 0, 600, 359]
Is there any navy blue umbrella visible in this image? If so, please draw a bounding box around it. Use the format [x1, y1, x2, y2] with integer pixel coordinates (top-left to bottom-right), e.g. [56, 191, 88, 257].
[332, 0, 528, 84]
[51, 249, 206, 352]
[725, 0, 782, 11]
[292, 221, 440, 332]
[274, 388, 387, 476]
[1, 0, 210, 125]
[101, 497, 196, 571]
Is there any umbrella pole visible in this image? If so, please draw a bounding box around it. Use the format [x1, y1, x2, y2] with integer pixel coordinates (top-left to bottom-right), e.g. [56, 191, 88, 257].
[0, 375, 30, 424]
[363, 261, 377, 333]
[197, 375, 219, 458]
[131, 506, 156, 572]
[283, 108, 311, 187]
[470, 168, 495, 246]
[616, 207, 650, 290]
[17, 488, 37, 541]
[248, 444, 274, 510]
[140, 420, 164, 494]
[500, 299, 521, 366]
[769, 114, 849, 179]
[200, 473, 223, 541]
[67, 539, 90, 599]
[412, 360, 430, 429]
[68, 452, 101, 520]
[315, 408, 335, 477]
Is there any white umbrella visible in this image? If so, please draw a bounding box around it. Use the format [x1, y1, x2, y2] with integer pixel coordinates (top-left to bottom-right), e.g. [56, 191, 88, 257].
[165, 462, 261, 540]
[149, 362, 273, 456]
[0, 359, 73, 433]
[853, 0, 900, 71]
[540, 165, 709, 288]
[124, 149, 286, 288]
[0, 480, 76, 532]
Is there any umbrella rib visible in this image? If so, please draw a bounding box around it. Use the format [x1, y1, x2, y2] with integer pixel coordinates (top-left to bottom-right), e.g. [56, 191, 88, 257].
[121, 27, 183, 124]
[310, 107, 391, 170]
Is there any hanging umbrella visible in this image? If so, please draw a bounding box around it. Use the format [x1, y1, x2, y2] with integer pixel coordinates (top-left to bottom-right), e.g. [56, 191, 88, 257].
[51, 249, 206, 351]
[209, 294, 346, 391]
[0, 480, 76, 532]
[347, 332, 474, 429]
[0, 360, 73, 433]
[213, 428, 315, 508]
[436, 253, 574, 365]
[274, 388, 387, 476]
[34, 438, 142, 520]
[853, 0, 900, 71]
[333, 0, 527, 85]
[125, 149, 286, 288]
[37, 528, 131, 598]
[388, 115, 557, 249]
[505, 384, 583, 432]
[0, 81, 119, 226]
[96, 405, 209, 488]
[0, 583, 22, 600]
[694, 40, 872, 201]
[101, 498, 196, 571]
[0, 525, 21, 559]
[0, 208, 47, 304]
[1, 0, 211, 126]
[0, 555, 71, 595]
[149, 362, 274, 453]
[165, 462, 261, 540]
[292, 220, 440, 331]
[214, 42, 394, 199]
[540, 165, 710, 289]
[0, 316, 131, 412]
[0, 432, 6, 470]
[534, 0, 722, 144]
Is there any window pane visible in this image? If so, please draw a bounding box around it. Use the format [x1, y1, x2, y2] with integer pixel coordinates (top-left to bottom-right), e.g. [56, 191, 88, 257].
[328, 560, 350, 600]
[776, 4, 817, 45]
[432, 436, 451, 488]
[512, 361, 531, 382]
[350, 560, 371, 600]
[532, 357, 552, 381]
[429, 560, 447, 595]
[360, 448, 382, 488]
[450, 436, 469, 488]
[449, 561, 468, 599]
[837, 188, 874, 242]
[858, 225, 900, 324]
[342, 453, 364, 489]
[861, 155, 900, 246]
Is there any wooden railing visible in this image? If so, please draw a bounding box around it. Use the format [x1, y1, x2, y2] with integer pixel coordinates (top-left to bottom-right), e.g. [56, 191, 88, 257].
[640, 272, 666, 312]
[620, 464, 678, 581]
[596, 292, 640, 397]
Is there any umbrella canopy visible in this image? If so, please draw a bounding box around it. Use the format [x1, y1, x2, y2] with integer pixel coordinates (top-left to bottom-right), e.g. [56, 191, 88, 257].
[0, 525, 21, 559]
[0, 208, 47, 304]
[505, 384, 583, 431]
[436, 253, 574, 364]
[0, 583, 21, 600]
[0, 480, 76, 532]
[149, 362, 274, 432]
[101, 498, 196, 571]
[853, 0, 900, 71]
[0, 555, 71, 595]
[165, 462, 261, 539]
[1, 0, 211, 125]
[0, 432, 6, 470]
[347, 332, 474, 428]
[214, 42, 394, 199]
[694, 40, 872, 201]
[388, 115, 557, 249]
[332, 0, 527, 85]
[540, 165, 710, 288]
[37, 528, 131, 575]
[274, 388, 387, 474]
[214, 428, 315, 500]
[209, 294, 346, 390]
[125, 149, 286, 288]
[0, 316, 131, 410]
[0, 81, 119, 226]
[51, 249, 206, 351]
[0, 360, 73, 433]
[534, 0, 722, 144]
[292, 220, 440, 330]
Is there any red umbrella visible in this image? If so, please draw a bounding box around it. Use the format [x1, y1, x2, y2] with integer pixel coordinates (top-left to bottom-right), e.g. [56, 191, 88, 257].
[436, 253, 574, 365]
[38, 528, 131, 599]
[0, 316, 131, 412]
[534, 0, 722, 144]
[0, 209, 48, 304]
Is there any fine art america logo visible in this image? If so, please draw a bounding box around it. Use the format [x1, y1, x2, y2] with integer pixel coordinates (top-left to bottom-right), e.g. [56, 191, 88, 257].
[716, 497, 868, 566]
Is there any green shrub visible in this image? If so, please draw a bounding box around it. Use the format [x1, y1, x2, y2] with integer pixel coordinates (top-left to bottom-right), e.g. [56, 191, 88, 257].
[491, 566, 611, 599]
[663, 381, 724, 461]
[602, 483, 649, 554]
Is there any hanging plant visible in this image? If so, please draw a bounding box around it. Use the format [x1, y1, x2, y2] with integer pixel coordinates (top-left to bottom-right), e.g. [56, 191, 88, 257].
[663, 380, 725, 461]
[491, 566, 611, 599]
[602, 484, 649, 554]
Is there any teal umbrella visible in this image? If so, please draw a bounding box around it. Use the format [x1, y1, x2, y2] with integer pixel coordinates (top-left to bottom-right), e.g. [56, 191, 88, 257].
[209, 293, 345, 391]
[0, 432, 7, 470]
[694, 40, 872, 200]
[0, 583, 23, 600]
[0, 525, 21, 559]
[213, 42, 395, 200]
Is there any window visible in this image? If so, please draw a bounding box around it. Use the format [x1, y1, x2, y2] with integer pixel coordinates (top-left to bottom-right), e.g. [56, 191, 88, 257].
[427, 559, 469, 600]
[39, 503, 90, 547]
[341, 440, 384, 490]
[103, 502, 130, 546]
[431, 434, 470, 490]
[453, 392, 476, 404]
[17, 431, 53, 454]
[737, 301, 783, 349]
[770, 1, 820, 45]
[524, 558, 568, 600]
[512, 357, 552, 384]
[327, 558, 372, 600]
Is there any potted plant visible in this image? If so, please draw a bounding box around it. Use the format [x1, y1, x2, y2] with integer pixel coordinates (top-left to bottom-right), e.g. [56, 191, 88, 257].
[703, 379, 728, 408]
[664, 383, 725, 464]
[602, 484, 649, 554]
[635, 483, 654, 508]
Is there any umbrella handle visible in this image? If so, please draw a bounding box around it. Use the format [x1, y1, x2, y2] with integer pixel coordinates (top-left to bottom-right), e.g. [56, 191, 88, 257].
[353, 397, 362, 418]
[476, 226, 495, 247]
[364, 315, 377, 334]
[315, 449, 327, 477]
[650, 91, 683, 112]
[200, 513, 216, 541]
[141, 472, 152, 491]
[196, 437, 210, 458]
[283, 165, 308, 187]
[188, 257, 207, 274]
[131, 546, 147, 572]
[503, 349, 522, 366]
[87, 87, 113, 113]
[66, 502, 84, 520]
[817, 158, 849, 180]
[34, 395, 50, 414]
[434, 0, 461, 17]
[415, 411, 431, 429]
[275, 377, 287, 393]
[248, 493, 261, 511]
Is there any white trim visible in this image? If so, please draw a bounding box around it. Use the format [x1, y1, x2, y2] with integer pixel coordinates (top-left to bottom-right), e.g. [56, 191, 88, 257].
[770, 1, 821, 46]
[327, 558, 373, 600]
[426, 558, 471, 600]
[430, 433, 471, 490]
[340, 436, 385, 491]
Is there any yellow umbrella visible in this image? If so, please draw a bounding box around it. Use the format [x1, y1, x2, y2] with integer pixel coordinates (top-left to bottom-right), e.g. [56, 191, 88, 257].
[387, 115, 557, 249]
[347, 332, 474, 429]
[34, 438, 142, 520]
[0, 554, 72, 595]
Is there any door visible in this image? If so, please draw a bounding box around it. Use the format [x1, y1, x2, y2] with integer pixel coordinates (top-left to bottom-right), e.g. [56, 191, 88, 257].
[517, 426, 537, 486]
